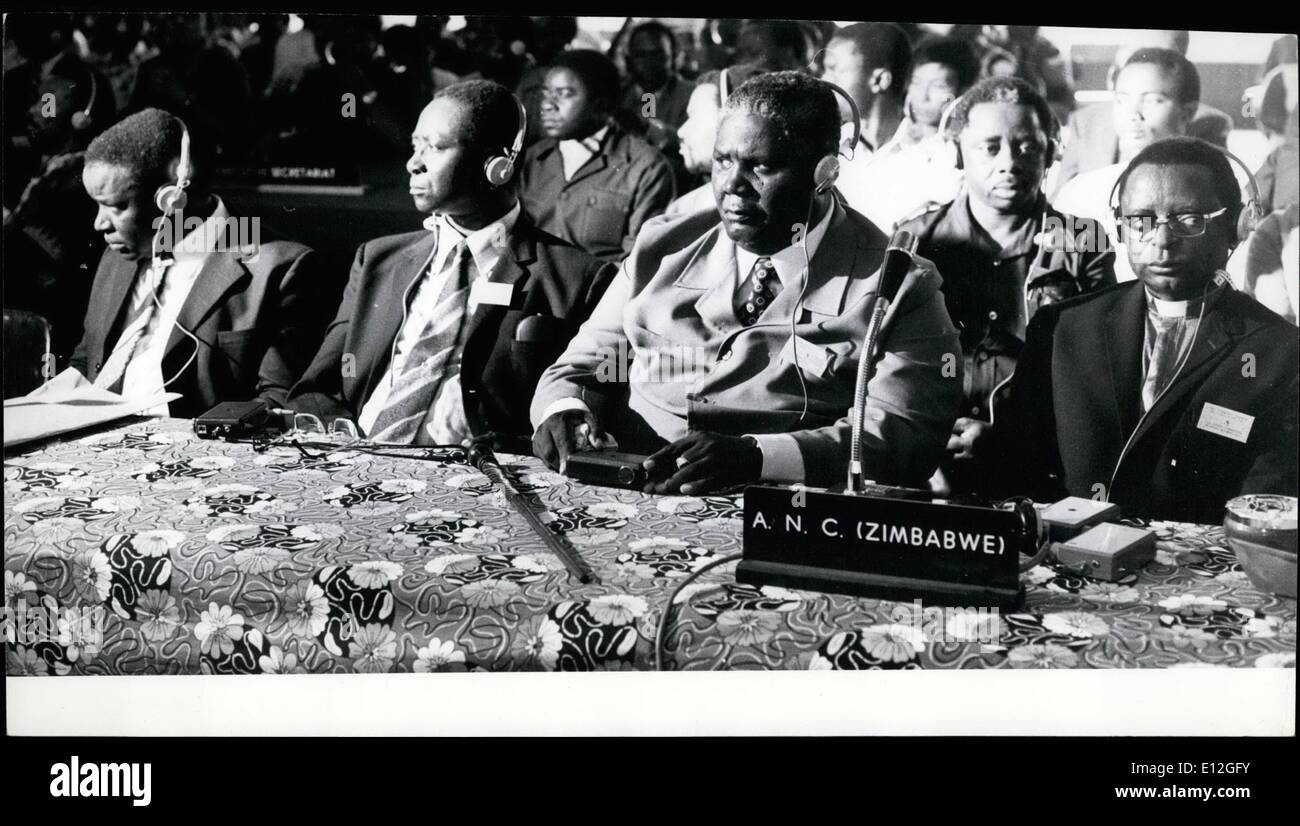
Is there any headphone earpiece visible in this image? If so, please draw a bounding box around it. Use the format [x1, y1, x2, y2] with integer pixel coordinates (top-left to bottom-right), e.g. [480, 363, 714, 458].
[154, 120, 192, 215]
[70, 70, 98, 132]
[483, 97, 528, 187]
[813, 155, 840, 194]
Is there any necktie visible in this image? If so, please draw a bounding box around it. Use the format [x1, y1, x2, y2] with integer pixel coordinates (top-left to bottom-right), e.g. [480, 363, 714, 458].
[734, 257, 780, 326]
[1141, 313, 1185, 411]
[367, 244, 473, 444]
[95, 259, 169, 394]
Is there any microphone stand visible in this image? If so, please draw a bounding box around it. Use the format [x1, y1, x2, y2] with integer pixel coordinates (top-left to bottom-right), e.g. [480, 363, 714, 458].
[467, 436, 600, 585]
[847, 229, 918, 493]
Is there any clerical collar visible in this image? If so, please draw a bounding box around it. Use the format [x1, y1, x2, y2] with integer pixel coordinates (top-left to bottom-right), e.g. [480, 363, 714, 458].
[1145, 273, 1232, 318]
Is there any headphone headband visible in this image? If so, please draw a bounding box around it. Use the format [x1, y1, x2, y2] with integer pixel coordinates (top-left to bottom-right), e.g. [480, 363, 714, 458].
[1107, 142, 1264, 241]
[483, 95, 528, 187]
[154, 118, 192, 215]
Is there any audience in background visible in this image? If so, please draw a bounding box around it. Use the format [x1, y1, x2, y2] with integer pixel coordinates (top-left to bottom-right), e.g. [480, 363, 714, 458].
[836, 35, 977, 231]
[518, 50, 675, 261]
[669, 62, 769, 216]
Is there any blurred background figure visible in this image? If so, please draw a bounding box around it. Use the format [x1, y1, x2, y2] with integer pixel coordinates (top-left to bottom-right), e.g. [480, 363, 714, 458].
[668, 61, 769, 216]
[4, 12, 83, 207]
[129, 13, 254, 163]
[950, 24, 1074, 123]
[236, 13, 288, 99]
[518, 49, 675, 261]
[4, 48, 116, 367]
[1054, 30, 1233, 196]
[1245, 61, 1298, 214]
[734, 19, 813, 72]
[619, 20, 695, 147]
[79, 13, 146, 112]
[834, 34, 977, 231]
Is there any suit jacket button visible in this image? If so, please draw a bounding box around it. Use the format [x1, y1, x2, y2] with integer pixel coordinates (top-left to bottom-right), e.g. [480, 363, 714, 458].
[587, 196, 597, 206]
[95, 362, 102, 370]
[988, 310, 998, 320]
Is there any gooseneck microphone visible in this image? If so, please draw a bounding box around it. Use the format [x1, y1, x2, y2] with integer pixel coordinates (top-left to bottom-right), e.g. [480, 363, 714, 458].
[848, 228, 918, 492]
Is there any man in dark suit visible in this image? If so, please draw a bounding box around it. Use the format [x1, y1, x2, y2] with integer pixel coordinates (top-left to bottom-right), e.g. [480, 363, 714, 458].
[989, 137, 1298, 524]
[68, 108, 330, 418]
[288, 80, 616, 452]
[518, 50, 675, 262]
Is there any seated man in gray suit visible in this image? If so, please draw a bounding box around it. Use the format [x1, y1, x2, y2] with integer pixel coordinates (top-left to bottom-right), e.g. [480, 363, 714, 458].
[69, 108, 330, 417]
[532, 71, 963, 494]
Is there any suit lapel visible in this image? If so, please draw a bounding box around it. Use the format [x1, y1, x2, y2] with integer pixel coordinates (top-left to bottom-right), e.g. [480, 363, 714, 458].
[677, 226, 739, 336]
[1102, 284, 1147, 439]
[357, 233, 439, 401]
[795, 203, 866, 318]
[1128, 291, 1259, 449]
[166, 253, 246, 358]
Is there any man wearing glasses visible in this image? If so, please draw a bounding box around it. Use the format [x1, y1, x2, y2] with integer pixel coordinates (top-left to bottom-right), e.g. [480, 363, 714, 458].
[985, 137, 1298, 523]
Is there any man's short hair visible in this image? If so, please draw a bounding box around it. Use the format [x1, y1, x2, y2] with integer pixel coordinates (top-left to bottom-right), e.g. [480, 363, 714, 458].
[628, 19, 677, 64]
[944, 76, 1059, 144]
[1115, 136, 1244, 227]
[1121, 47, 1201, 104]
[548, 49, 622, 111]
[911, 36, 980, 94]
[737, 20, 813, 72]
[84, 108, 198, 198]
[726, 70, 840, 163]
[434, 79, 524, 158]
[829, 22, 913, 99]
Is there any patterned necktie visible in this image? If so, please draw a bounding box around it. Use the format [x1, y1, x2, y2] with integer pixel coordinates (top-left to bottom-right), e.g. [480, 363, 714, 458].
[367, 244, 473, 444]
[734, 257, 781, 326]
[95, 259, 169, 394]
[1141, 313, 1185, 412]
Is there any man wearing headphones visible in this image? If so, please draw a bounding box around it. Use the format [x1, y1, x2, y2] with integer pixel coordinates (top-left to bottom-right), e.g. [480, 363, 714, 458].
[531, 71, 962, 493]
[986, 137, 1298, 523]
[896, 76, 1116, 494]
[288, 80, 616, 452]
[68, 108, 331, 417]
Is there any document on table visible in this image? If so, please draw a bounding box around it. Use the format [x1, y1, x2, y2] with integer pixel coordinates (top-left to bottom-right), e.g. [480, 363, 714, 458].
[3, 369, 180, 449]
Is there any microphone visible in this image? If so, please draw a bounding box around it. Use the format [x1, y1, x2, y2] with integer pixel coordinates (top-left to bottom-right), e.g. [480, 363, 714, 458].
[847, 228, 919, 492]
[876, 228, 918, 306]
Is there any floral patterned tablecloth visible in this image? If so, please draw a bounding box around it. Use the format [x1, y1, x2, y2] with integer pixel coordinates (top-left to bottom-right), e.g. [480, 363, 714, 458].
[4, 417, 1296, 675]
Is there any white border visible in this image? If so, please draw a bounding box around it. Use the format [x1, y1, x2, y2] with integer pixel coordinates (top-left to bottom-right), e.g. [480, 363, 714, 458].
[8, 669, 1296, 736]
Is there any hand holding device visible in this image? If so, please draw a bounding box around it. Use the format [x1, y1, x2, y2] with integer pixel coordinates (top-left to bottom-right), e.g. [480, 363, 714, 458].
[532, 408, 609, 470]
[642, 431, 763, 496]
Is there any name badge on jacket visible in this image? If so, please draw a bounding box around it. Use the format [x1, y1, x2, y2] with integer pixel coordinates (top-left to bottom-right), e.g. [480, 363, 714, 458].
[1197, 402, 1255, 444]
[778, 336, 832, 377]
[469, 280, 514, 310]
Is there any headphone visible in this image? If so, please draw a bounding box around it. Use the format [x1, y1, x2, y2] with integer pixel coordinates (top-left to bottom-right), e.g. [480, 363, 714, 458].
[1106, 144, 1263, 242]
[483, 97, 528, 187]
[154, 120, 193, 214]
[70, 69, 99, 132]
[937, 88, 1060, 171]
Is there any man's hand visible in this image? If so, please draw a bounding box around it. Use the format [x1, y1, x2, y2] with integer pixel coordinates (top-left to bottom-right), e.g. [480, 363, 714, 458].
[946, 417, 992, 461]
[642, 432, 763, 495]
[532, 409, 607, 471]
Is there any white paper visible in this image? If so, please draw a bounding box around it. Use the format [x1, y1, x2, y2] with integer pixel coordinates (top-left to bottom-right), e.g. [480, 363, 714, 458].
[3, 369, 181, 449]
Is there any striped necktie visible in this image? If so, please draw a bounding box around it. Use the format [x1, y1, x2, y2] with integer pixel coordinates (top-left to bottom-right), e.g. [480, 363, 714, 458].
[1141, 313, 1186, 412]
[94, 259, 168, 394]
[367, 244, 474, 444]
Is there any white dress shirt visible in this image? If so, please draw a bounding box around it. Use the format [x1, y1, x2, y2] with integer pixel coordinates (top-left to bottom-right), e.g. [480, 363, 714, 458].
[358, 202, 521, 444]
[557, 125, 609, 181]
[538, 197, 838, 484]
[122, 196, 232, 416]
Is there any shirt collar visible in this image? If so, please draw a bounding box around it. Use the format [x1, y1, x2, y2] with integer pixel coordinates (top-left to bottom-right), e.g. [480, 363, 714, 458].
[734, 196, 838, 287]
[424, 200, 521, 278]
[170, 196, 232, 261]
[557, 124, 610, 178]
[950, 189, 1045, 260]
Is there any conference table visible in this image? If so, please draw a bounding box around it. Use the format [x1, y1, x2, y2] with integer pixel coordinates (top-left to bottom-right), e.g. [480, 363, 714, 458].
[4, 417, 1296, 675]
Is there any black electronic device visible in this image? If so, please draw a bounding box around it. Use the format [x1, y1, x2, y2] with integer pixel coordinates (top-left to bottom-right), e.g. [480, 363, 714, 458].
[560, 450, 651, 490]
[193, 400, 270, 440]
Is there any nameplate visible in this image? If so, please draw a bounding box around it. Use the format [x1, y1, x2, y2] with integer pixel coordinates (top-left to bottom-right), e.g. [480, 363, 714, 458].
[738, 485, 1031, 608]
[1197, 402, 1254, 444]
[469, 280, 515, 309]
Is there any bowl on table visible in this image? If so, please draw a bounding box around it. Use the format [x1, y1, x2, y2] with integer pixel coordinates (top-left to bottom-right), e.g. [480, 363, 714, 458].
[1223, 495, 1298, 599]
